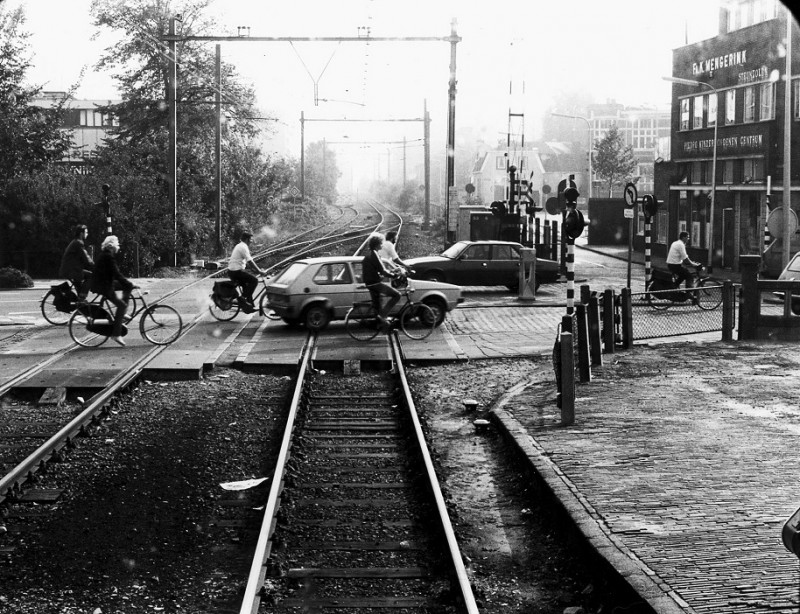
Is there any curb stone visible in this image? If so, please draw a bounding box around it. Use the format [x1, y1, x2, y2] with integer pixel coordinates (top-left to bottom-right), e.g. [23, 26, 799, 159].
[488, 376, 691, 614]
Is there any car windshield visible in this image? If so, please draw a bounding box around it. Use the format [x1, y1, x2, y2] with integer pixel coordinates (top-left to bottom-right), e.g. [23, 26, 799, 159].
[786, 256, 800, 274]
[441, 241, 470, 259]
[272, 262, 307, 285]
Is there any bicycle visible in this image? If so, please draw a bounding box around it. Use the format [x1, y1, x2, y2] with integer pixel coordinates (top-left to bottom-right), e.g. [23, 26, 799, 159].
[646, 264, 724, 311]
[208, 275, 280, 322]
[41, 280, 141, 326]
[345, 278, 436, 341]
[68, 288, 183, 347]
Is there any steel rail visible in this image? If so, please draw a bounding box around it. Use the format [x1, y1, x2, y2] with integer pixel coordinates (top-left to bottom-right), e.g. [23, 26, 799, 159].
[388, 333, 480, 613]
[238, 332, 316, 614]
[0, 306, 209, 506]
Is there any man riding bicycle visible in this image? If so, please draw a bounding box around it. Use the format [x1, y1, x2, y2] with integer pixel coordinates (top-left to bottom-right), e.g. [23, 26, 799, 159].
[228, 231, 265, 313]
[666, 231, 702, 298]
[363, 233, 401, 326]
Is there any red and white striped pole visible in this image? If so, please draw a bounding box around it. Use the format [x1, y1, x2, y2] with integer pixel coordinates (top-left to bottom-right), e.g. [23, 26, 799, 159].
[644, 217, 652, 292]
[764, 175, 771, 255]
[101, 184, 112, 235]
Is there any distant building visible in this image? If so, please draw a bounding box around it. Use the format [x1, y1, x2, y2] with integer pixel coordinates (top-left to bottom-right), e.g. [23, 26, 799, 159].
[32, 91, 119, 171]
[657, 0, 798, 273]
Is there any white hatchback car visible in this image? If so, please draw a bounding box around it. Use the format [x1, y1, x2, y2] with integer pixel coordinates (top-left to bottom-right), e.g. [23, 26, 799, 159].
[775, 251, 800, 315]
[265, 256, 463, 331]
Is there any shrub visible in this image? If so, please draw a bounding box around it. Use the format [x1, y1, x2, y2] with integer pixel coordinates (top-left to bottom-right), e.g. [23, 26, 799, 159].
[0, 267, 34, 289]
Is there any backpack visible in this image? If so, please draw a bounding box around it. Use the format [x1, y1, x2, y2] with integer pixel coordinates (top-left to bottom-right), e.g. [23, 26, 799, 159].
[564, 208, 586, 240]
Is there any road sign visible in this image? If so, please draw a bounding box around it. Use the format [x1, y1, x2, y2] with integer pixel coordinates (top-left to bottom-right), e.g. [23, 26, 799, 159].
[289, 186, 301, 198]
[623, 208, 634, 219]
[624, 183, 638, 207]
[767, 206, 798, 238]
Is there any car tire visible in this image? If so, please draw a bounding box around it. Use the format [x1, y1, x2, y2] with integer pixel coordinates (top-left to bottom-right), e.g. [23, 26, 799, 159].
[422, 298, 447, 326]
[303, 304, 330, 331]
[792, 300, 800, 316]
[424, 272, 444, 283]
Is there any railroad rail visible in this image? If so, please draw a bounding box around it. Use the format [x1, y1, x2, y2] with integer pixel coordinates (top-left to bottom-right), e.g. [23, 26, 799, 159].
[238, 332, 478, 613]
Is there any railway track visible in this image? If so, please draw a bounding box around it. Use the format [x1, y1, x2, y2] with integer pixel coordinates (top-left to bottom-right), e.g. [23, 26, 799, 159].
[239, 333, 477, 613]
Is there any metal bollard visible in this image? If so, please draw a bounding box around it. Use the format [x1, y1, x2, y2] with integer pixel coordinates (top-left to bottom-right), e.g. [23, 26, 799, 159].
[588, 292, 602, 366]
[602, 288, 616, 354]
[560, 331, 575, 426]
[576, 303, 591, 382]
[621, 287, 633, 349]
[722, 280, 734, 341]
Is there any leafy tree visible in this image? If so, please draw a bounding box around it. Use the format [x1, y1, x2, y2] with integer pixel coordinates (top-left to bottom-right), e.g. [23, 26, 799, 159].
[89, 0, 294, 265]
[302, 140, 340, 206]
[592, 124, 639, 198]
[0, 6, 75, 271]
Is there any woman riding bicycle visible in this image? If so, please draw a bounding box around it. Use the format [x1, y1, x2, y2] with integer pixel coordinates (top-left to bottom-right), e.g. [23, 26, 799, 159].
[90, 235, 136, 346]
[363, 233, 401, 326]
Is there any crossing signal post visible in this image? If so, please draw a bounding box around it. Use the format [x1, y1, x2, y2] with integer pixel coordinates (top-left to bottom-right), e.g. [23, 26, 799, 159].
[96, 184, 112, 236]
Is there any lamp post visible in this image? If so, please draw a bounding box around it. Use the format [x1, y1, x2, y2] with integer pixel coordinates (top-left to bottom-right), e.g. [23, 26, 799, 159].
[663, 76, 718, 269]
[551, 113, 592, 201]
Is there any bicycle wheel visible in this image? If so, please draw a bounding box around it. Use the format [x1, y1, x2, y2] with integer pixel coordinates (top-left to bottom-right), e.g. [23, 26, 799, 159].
[140, 305, 183, 345]
[259, 293, 281, 320]
[345, 303, 381, 341]
[209, 297, 240, 321]
[646, 285, 671, 311]
[41, 289, 72, 325]
[400, 303, 435, 340]
[68, 307, 109, 348]
[696, 280, 723, 310]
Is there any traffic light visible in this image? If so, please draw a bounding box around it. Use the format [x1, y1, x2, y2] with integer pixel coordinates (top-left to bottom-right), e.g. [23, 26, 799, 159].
[642, 194, 658, 218]
[490, 201, 507, 218]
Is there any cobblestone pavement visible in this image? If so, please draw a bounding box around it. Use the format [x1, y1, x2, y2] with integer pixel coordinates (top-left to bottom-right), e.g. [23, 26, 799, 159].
[490, 340, 800, 614]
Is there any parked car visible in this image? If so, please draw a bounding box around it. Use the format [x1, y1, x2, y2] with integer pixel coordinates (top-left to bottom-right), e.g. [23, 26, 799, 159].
[774, 251, 800, 315]
[405, 240, 560, 290]
[265, 256, 463, 331]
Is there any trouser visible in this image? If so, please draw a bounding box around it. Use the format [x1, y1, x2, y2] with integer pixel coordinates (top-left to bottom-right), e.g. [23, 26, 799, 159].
[102, 288, 131, 337]
[72, 270, 92, 299]
[228, 269, 258, 302]
[667, 264, 694, 289]
[367, 282, 401, 319]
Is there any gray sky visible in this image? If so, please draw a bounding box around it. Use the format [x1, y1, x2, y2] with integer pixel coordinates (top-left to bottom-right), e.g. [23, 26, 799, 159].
[14, 0, 744, 183]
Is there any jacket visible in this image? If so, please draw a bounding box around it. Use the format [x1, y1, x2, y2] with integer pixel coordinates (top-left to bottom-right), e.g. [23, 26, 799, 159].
[58, 239, 94, 280]
[90, 249, 133, 296]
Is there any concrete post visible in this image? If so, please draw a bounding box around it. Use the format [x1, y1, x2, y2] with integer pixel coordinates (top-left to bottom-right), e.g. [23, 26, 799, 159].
[738, 255, 761, 340]
[560, 331, 575, 426]
[518, 248, 536, 301]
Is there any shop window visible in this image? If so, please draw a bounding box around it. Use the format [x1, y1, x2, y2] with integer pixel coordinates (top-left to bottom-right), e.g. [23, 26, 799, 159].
[656, 209, 668, 244]
[680, 98, 690, 130]
[759, 82, 775, 120]
[743, 159, 765, 183]
[744, 86, 755, 122]
[725, 89, 736, 125]
[693, 95, 704, 129]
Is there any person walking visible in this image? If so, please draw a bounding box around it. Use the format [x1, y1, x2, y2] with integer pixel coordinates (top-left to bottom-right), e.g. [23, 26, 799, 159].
[666, 231, 701, 290]
[228, 231, 265, 312]
[58, 224, 94, 299]
[379, 230, 413, 275]
[363, 233, 401, 326]
[90, 235, 135, 346]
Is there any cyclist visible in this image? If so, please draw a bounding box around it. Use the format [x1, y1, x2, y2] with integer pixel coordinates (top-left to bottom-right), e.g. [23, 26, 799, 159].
[666, 231, 702, 299]
[363, 233, 401, 326]
[58, 224, 94, 299]
[228, 231, 265, 313]
[379, 230, 413, 275]
[90, 235, 136, 346]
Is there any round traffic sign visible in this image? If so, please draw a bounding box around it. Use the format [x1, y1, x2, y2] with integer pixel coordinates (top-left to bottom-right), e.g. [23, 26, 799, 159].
[545, 196, 560, 215]
[767, 207, 799, 238]
[624, 182, 638, 207]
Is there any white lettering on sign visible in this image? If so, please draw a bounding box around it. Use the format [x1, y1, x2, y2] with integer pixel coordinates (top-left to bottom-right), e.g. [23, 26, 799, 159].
[624, 208, 634, 219]
[738, 66, 769, 84]
[692, 49, 747, 76]
[682, 133, 764, 154]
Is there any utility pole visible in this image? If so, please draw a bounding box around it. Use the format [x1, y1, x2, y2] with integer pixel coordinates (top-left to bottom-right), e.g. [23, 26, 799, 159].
[168, 16, 179, 266]
[424, 99, 431, 230]
[215, 44, 222, 256]
[445, 18, 459, 245]
[300, 111, 305, 199]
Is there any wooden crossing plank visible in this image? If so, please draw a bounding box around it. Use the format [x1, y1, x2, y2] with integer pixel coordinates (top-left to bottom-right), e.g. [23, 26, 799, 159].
[287, 567, 429, 578]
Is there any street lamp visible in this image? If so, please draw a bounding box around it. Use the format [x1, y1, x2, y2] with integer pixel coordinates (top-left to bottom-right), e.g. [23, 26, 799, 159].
[551, 112, 592, 201]
[663, 76, 718, 269]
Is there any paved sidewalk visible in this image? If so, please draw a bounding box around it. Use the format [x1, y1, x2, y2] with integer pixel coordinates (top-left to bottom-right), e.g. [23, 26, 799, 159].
[489, 339, 800, 614]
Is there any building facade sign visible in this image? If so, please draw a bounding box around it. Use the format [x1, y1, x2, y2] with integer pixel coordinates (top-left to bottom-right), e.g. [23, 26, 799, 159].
[673, 20, 780, 88]
[674, 123, 772, 160]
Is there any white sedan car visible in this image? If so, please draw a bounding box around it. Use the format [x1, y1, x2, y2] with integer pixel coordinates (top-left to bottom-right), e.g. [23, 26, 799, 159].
[265, 256, 463, 331]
